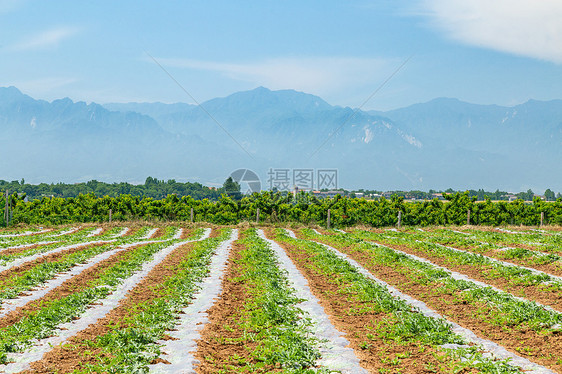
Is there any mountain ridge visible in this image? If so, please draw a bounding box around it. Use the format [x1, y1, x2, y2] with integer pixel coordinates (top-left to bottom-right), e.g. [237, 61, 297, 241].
[0, 86, 560, 192]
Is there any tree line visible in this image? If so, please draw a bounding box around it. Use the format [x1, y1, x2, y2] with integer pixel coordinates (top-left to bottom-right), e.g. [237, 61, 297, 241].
[2, 190, 562, 227]
[0, 177, 223, 200]
[2, 178, 559, 202]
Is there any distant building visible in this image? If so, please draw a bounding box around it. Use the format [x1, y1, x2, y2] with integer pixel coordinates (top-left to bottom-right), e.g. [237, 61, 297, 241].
[312, 190, 342, 198]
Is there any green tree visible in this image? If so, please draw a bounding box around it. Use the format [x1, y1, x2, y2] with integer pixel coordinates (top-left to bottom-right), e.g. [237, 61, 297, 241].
[222, 177, 241, 200]
[545, 188, 556, 201]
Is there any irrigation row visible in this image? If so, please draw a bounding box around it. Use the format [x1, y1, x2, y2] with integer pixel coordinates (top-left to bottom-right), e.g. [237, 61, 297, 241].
[86, 227, 103, 237]
[298, 230, 554, 374]
[141, 228, 159, 240]
[149, 229, 237, 373]
[0, 227, 184, 275]
[361, 228, 562, 285]
[0, 229, 51, 238]
[0, 228, 212, 373]
[259, 229, 367, 373]
[430, 241, 562, 284]
[371, 240, 562, 316]
[0, 236, 190, 319]
[0, 240, 112, 273]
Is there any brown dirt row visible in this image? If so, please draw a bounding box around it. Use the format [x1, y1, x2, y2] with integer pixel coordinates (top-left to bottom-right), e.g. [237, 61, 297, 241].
[193, 234, 286, 373]
[262, 229, 474, 374]
[180, 227, 195, 240]
[122, 226, 140, 237]
[0, 242, 150, 329]
[23, 229, 216, 373]
[350, 227, 562, 288]
[0, 243, 52, 257]
[0, 243, 108, 283]
[0, 229, 55, 238]
[431, 240, 562, 278]
[150, 228, 164, 239]
[301, 231, 562, 372]
[371, 239, 562, 311]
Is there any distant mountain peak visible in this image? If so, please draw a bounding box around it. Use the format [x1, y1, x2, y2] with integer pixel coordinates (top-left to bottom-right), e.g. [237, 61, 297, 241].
[202, 86, 332, 114]
[0, 86, 26, 101]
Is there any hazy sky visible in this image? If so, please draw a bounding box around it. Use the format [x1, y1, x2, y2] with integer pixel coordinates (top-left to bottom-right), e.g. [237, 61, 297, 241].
[1, 0, 561, 110]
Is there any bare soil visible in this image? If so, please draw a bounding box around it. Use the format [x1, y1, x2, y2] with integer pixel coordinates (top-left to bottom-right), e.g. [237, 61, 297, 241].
[0, 242, 147, 329]
[264, 229, 472, 373]
[370, 239, 562, 311]
[193, 236, 284, 373]
[305, 231, 562, 372]
[0, 243, 106, 283]
[179, 227, 195, 240]
[23, 229, 215, 373]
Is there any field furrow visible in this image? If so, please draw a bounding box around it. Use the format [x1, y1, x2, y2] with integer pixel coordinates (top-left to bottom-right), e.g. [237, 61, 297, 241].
[19, 228, 220, 373]
[150, 229, 237, 373]
[268, 228, 522, 373]
[299, 229, 562, 372]
[350, 229, 562, 311]
[0, 229, 211, 372]
[294, 230, 555, 374]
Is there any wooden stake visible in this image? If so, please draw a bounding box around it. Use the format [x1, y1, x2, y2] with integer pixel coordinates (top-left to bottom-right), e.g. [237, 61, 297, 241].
[327, 209, 331, 229]
[256, 208, 260, 224]
[540, 211, 544, 227]
[109, 209, 112, 223]
[467, 209, 471, 226]
[190, 207, 194, 223]
[4, 190, 8, 227]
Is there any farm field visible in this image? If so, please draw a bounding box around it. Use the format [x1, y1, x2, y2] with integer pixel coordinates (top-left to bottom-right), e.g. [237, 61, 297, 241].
[0, 223, 560, 373]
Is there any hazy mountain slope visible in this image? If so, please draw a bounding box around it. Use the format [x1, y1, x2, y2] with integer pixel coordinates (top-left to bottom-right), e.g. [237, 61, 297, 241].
[0, 87, 249, 184]
[1, 86, 560, 191]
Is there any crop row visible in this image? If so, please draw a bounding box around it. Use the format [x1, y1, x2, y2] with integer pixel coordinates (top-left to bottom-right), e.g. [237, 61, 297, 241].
[0, 224, 560, 372]
[302, 228, 562, 371]
[0, 228, 205, 370]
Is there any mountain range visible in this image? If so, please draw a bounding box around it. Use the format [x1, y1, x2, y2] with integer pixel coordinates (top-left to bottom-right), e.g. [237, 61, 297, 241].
[1, 86, 560, 192]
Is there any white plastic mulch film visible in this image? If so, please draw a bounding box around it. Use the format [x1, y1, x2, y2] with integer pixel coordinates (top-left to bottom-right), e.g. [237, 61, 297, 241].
[305, 230, 555, 374]
[0, 229, 212, 373]
[149, 229, 238, 373]
[260, 229, 368, 374]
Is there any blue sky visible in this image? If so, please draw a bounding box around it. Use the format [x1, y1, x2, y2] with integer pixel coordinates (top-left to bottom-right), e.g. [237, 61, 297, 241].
[1, 0, 561, 110]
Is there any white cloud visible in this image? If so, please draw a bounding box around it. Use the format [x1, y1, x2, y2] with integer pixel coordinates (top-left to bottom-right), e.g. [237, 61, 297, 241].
[11, 26, 80, 51]
[156, 56, 396, 104]
[422, 0, 562, 63]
